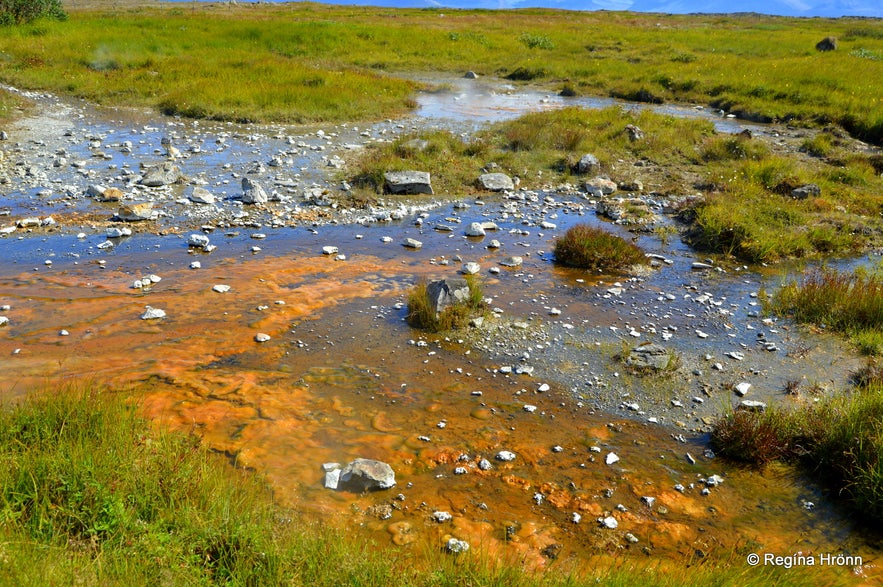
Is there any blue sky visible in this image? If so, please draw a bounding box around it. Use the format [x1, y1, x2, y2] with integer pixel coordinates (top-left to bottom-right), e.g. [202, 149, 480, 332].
[194, 0, 883, 18]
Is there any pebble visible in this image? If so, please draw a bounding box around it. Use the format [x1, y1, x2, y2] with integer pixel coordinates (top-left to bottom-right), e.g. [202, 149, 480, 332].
[432, 511, 453, 523]
[445, 538, 470, 554]
[605, 452, 620, 465]
[254, 333, 271, 343]
[212, 284, 231, 293]
[601, 516, 618, 529]
[495, 451, 516, 462]
[140, 306, 166, 320]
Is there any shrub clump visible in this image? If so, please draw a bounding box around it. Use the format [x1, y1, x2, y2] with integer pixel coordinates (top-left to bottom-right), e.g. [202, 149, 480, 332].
[0, 0, 65, 26]
[553, 224, 647, 271]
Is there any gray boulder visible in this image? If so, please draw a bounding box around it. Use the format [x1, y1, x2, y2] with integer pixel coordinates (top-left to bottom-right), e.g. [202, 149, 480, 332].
[625, 124, 645, 141]
[140, 162, 182, 187]
[189, 186, 216, 205]
[790, 184, 821, 200]
[426, 278, 471, 315]
[625, 343, 674, 371]
[477, 172, 514, 192]
[575, 153, 600, 175]
[241, 177, 269, 204]
[816, 37, 837, 51]
[336, 458, 396, 492]
[384, 171, 433, 195]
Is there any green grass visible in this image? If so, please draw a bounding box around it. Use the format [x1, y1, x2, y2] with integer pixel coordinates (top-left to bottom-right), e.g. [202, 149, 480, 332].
[406, 276, 485, 332]
[554, 224, 647, 271]
[765, 266, 883, 354]
[0, 4, 881, 140]
[712, 378, 883, 524]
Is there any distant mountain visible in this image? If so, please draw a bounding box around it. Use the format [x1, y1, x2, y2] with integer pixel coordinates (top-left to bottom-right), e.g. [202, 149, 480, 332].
[178, 0, 883, 18]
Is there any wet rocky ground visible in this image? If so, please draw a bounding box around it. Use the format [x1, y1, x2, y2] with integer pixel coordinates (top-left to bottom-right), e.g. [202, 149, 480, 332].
[1, 82, 881, 581]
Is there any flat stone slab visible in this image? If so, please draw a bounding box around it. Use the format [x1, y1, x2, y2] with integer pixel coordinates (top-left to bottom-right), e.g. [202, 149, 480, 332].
[384, 171, 433, 195]
[477, 172, 514, 192]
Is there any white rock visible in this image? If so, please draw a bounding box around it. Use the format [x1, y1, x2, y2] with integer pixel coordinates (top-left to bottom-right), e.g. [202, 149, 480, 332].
[495, 451, 516, 462]
[461, 262, 481, 275]
[140, 306, 166, 320]
[254, 333, 271, 343]
[322, 245, 339, 255]
[432, 511, 453, 523]
[605, 452, 620, 465]
[734, 382, 752, 396]
[601, 516, 618, 529]
[188, 233, 211, 248]
[402, 238, 422, 249]
[212, 284, 231, 293]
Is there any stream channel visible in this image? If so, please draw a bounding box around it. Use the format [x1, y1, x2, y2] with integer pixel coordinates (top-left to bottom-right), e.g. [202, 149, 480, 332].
[0, 76, 881, 581]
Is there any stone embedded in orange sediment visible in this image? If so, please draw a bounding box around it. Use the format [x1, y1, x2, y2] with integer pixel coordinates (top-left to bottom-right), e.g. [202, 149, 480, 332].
[502, 474, 532, 491]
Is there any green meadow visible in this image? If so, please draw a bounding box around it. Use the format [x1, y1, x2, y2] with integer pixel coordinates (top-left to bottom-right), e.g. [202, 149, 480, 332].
[0, 3, 880, 140]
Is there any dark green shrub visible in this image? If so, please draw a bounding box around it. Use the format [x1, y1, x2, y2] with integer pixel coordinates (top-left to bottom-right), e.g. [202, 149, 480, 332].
[553, 224, 646, 271]
[0, 0, 66, 26]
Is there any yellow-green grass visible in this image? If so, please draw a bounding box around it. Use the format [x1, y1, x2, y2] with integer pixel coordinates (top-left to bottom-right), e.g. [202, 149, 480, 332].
[0, 4, 881, 140]
[0, 385, 834, 586]
[406, 275, 485, 332]
[765, 266, 883, 354]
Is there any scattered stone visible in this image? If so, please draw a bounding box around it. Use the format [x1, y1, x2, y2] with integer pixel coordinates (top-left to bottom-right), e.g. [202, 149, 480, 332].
[575, 153, 600, 175]
[188, 233, 211, 248]
[495, 450, 516, 462]
[571, 512, 582, 524]
[189, 186, 216, 204]
[790, 184, 821, 200]
[738, 400, 767, 412]
[465, 222, 486, 237]
[384, 171, 433, 195]
[499, 256, 523, 267]
[601, 516, 618, 529]
[705, 474, 725, 487]
[584, 177, 617, 196]
[432, 511, 453, 523]
[425, 278, 472, 316]
[116, 202, 155, 222]
[625, 124, 645, 141]
[140, 161, 182, 187]
[322, 245, 339, 255]
[625, 343, 673, 371]
[255, 333, 271, 343]
[402, 237, 422, 249]
[461, 262, 481, 275]
[241, 177, 269, 204]
[140, 306, 166, 320]
[0, 316, 8, 327]
[605, 452, 620, 465]
[477, 172, 514, 192]
[445, 538, 470, 553]
[212, 284, 231, 293]
[330, 458, 396, 492]
[734, 382, 752, 396]
[464, 71, 479, 79]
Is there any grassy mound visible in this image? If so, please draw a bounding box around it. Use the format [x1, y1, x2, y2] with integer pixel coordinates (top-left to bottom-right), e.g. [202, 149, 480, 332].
[553, 224, 647, 271]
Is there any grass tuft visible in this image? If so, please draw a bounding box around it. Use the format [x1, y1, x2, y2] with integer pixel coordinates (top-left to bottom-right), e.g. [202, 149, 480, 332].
[553, 224, 647, 271]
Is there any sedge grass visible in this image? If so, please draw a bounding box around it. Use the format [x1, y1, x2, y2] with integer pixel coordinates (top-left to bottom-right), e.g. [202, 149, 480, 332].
[766, 266, 883, 353]
[406, 276, 485, 332]
[713, 380, 883, 525]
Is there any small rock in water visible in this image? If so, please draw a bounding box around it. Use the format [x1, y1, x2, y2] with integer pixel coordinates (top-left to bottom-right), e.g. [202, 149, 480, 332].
[605, 452, 620, 465]
[601, 516, 618, 529]
[734, 382, 752, 396]
[140, 306, 166, 320]
[212, 284, 231, 293]
[254, 333, 271, 343]
[402, 238, 422, 249]
[495, 450, 516, 462]
[432, 511, 453, 523]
